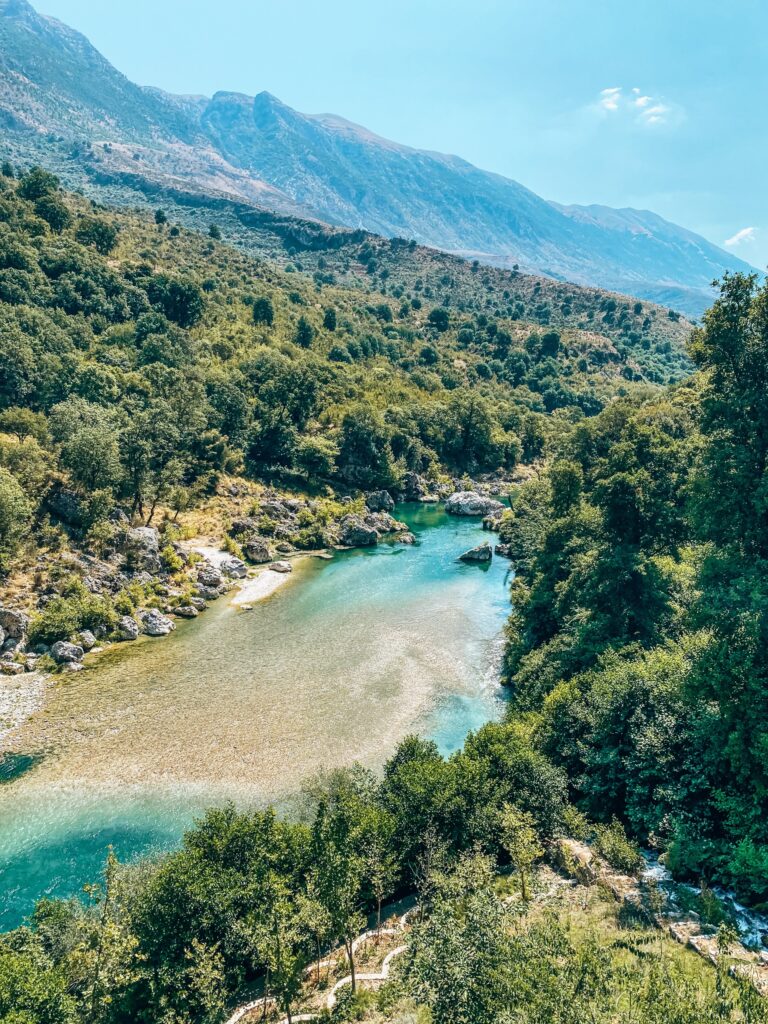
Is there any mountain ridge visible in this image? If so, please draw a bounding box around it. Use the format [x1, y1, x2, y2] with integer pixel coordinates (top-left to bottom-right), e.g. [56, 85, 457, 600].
[0, 0, 757, 315]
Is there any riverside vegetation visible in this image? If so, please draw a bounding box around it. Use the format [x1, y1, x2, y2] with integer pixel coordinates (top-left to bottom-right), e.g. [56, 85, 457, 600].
[1, 164, 768, 1022]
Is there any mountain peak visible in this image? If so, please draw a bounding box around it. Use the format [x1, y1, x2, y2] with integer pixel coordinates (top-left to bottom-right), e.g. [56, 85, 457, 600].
[0, 0, 37, 19]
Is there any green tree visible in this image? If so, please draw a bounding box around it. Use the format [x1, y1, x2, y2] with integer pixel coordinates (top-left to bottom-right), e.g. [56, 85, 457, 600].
[323, 307, 337, 331]
[75, 217, 118, 255]
[60, 425, 122, 493]
[17, 166, 59, 200]
[252, 295, 275, 326]
[35, 194, 72, 233]
[499, 804, 543, 902]
[312, 799, 366, 993]
[0, 467, 32, 557]
[294, 315, 315, 348]
[0, 407, 47, 443]
[428, 307, 450, 332]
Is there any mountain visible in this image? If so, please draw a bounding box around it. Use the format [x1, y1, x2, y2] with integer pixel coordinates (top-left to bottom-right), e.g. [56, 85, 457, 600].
[0, 0, 756, 316]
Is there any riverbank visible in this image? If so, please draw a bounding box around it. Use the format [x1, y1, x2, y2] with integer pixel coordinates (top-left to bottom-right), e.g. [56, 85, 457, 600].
[0, 501, 514, 926]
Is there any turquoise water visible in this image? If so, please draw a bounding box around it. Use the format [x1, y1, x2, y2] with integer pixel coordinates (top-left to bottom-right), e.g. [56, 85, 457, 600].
[0, 504, 511, 927]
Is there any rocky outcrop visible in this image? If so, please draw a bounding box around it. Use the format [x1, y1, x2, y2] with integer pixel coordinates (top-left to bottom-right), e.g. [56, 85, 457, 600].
[123, 526, 161, 573]
[139, 610, 175, 637]
[46, 486, 85, 527]
[230, 517, 260, 537]
[244, 536, 274, 563]
[220, 556, 247, 579]
[78, 630, 97, 651]
[50, 640, 84, 664]
[174, 605, 199, 618]
[338, 514, 379, 547]
[458, 542, 493, 563]
[366, 490, 395, 513]
[196, 563, 224, 590]
[268, 561, 292, 573]
[445, 491, 504, 517]
[0, 609, 29, 641]
[401, 472, 427, 501]
[116, 615, 140, 641]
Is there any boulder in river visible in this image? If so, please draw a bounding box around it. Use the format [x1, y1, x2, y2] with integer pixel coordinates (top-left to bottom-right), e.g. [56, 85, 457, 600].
[458, 542, 493, 563]
[268, 561, 292, 573]
[195, 585, 222, 602]
[124, 527, 161, 573]
[366, 489, 395, 513]
[140, 610, 175, 637]
[445, 491, 504, 517]
[244, 536, 275, 564]
[398, 532, 417, 545]
[116, 615, 140, 641]
[174, 605, 199, 619]
[50, 640, 85, 664]
[338, 514, 379, 547]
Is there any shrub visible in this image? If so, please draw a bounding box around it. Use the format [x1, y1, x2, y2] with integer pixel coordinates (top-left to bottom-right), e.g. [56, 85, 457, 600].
[593, 819, 644, 875]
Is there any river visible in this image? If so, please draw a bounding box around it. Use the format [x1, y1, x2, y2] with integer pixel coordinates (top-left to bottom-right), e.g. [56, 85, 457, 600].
[0, 503, 511, 928]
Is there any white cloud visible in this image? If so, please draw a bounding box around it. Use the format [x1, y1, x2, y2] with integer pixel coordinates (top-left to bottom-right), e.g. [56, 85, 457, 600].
[595, 87, 676, 127]
[724, 226, 757, 248]
[599, 87, 622, 111]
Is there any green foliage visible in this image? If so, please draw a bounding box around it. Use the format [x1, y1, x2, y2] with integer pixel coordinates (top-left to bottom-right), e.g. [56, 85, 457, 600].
[592, 819, 644, 875]
[75, 216, 118, 254]
[28, 578, 117, 646]
[0, 466, 32, 558]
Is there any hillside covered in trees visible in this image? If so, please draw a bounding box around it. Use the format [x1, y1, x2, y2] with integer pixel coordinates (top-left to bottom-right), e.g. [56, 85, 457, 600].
[2, 164, 768, 1024]
[0, 163, 690, 574]
[500, 272, 768, 904]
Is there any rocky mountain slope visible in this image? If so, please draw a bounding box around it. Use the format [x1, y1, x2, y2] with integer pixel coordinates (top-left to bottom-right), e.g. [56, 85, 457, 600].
[0, 0, 756, 316]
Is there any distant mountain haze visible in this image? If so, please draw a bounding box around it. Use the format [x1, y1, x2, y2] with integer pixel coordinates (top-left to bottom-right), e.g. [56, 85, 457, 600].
[0, 0, 756, 315]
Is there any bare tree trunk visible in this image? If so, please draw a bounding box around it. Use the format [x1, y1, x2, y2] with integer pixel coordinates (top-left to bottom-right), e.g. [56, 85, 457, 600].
[345, 937, 356, 992]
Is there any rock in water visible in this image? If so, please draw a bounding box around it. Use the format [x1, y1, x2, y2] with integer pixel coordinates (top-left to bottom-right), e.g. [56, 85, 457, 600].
[116, 616, 140, 641]
[268, 561, 292, 573]
[244, 536, 274, 563]
[140, 610, 175, 637]
[365, 489, 395, 513]
[174, 605, 199, 619]
[50, 640, 85, 663]
[445, 491, 504, 516]
[338, 514, 379, 547]
[458, 542, 493, 563]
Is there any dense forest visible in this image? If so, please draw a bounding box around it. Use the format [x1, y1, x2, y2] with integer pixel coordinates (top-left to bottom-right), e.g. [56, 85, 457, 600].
[1, 166, 768, 1023]
[501, 271, 768, 902]
[0, 164, 689, 573]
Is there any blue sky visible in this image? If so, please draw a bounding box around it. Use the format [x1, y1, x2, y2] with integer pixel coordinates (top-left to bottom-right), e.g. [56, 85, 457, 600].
[41, 0, 768, 267]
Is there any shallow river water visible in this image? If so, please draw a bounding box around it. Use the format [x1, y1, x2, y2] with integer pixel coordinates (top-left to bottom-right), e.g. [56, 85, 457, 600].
[0, 503, 511, 927]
